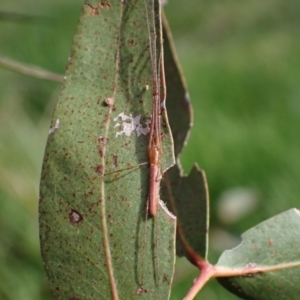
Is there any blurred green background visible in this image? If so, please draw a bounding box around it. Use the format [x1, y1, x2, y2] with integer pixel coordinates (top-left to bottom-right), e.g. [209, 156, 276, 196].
[1, 0, 300, 299]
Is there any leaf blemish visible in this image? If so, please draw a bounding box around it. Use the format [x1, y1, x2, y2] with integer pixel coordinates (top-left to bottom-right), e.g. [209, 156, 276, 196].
[136, 287, 147, 295]
[113, 112, 150, 137]
[100, 2, 111, 9]
[69, 209, 83, 224]
[85, 3, 99, 16]
[113, 155, 118, 167]
[97, 145, 104, 158]
[49, 118, 60, 135]
[136, 287, 143, 295]
[93, 164, 103, 174]
[104, 97, 114, 108]
[98, 136, 107, 145]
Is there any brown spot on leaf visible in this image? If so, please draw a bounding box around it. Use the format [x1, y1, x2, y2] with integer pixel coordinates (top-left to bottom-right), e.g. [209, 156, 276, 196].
[97, 145, 104, 158]
[113, 155, 118, 167]
[98, 136, 107, 145]
[100, 2, 111, 9]
[94, 164, 103, 174]
[104, 97, 114, 107]
[69, 209, 83, 224]
[85, 3, 99, 15]
[136, 287, 143, 295]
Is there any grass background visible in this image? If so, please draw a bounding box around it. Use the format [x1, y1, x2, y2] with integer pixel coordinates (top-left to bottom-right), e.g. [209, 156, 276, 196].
[1, 0, 300, 299]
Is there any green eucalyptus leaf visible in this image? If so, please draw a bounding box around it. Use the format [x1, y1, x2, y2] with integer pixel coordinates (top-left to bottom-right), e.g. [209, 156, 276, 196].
[217, 208, 300, 299]
[161, 165, 209, 262]
[162, 12, 192, 159]
[161, 13, 209, 264]
[39, 1, 176, 299]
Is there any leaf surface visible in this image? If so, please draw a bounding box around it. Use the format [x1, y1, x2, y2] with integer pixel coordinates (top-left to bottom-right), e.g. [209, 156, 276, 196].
[161, 13, 209, 263]
[217, 208, 300, 299]
[162, 165, 209, 262]
[162, 12, 192, 159]
[39, 1, 176, 299]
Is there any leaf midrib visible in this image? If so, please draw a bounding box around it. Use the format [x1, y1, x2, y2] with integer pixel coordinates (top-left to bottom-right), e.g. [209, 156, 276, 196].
[99, 2, 124, 300]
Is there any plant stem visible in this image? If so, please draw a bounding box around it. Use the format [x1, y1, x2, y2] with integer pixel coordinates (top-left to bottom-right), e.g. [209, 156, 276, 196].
[0, 56, 63, 82]
[183, 262, 214, 300]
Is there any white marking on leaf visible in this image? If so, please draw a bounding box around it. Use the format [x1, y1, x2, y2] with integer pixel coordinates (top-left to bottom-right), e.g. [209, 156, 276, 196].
[114, 112, 150, 137]
[49, 118, 60, 135]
